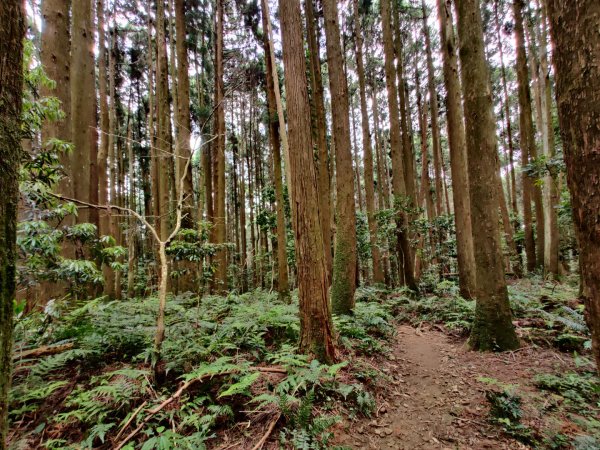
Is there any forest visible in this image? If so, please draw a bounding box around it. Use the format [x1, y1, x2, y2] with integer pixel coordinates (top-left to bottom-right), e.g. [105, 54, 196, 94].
[0, 0, 599, 448]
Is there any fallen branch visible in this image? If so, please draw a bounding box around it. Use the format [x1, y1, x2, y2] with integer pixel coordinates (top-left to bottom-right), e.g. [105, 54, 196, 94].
[252, 366, 287, 374]
[113, 370, 237, 450]
[114, 400, 148, 441]
[12, 343, 74, 360]
[250, 413, 281, 450]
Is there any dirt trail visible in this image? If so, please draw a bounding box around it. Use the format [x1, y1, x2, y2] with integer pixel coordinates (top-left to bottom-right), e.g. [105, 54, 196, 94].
[334, 324, 568, 449]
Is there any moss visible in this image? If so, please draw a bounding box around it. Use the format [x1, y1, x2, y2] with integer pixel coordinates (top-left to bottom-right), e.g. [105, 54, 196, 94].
[469, 296, 520, 351]
[331, 238, 355, 316]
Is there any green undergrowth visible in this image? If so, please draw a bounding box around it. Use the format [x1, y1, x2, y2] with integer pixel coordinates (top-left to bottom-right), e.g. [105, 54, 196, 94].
[9, 288, 396, 449]
[395, 276, 591, 354]
[481, 365, 600, 449]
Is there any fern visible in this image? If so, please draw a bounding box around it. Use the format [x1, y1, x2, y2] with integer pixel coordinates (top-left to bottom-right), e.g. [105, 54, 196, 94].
[219, 372, 261, 398]
[31, 348, 96, 377]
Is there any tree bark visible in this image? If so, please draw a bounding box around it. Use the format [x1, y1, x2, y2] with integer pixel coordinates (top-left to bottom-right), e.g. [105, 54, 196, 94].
[423, 0, 445, 217]
[436, 0, 476, 299]
[322, 0, 358, 314]
[261, 0, 289, 298]
[493, 0, 518, 217]
[514, 0, 541, 272]
[381, 0, 416, 290]
[41, 0, 71, 200]
[536, 1, 560, 277]
[0, 2, 25, 445]
[455, 0, 519, 351]
[70, 0, 98, 225]
[174, 0, 194, 228]
[546, 0, 600, 372]
[304, 0, 333, 280]
[279, 0, 335, 363]
[213, 0, 227, 291]
[353, 0, 384, 285]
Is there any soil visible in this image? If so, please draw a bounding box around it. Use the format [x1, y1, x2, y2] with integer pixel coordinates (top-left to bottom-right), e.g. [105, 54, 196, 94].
[332, 324, 576, 450]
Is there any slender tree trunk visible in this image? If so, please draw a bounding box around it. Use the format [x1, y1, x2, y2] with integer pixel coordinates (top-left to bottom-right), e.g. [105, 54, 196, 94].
[71, 0, 98, 225]
[536, 1, 560, 277]
[0, 2, 25, 445]
[156, 0, 171, 244]
[108, 28, 119, 296]
[97, 0, 114, 297]
[304, 0, 333, 279]
[393, 4, 418, 217]
[423, 0, 445, 217]
[279, 0, 335, 363]
[493, 0, 518, 217]
[213, 0, 227, 291]
[261, 0, 289, 297]
[353, 0, 383, 284]
[514, 0, 540, 272]
[41, 0, 71, 201]
[239, 119, 248, 293]
[547, 0, 600, 373]
[321, 0, 358, 315]
[174, 0, 194, 226]
[436, 0, 476, 298]
[381, 0, 416, 290]
[455, 0, 519, 351]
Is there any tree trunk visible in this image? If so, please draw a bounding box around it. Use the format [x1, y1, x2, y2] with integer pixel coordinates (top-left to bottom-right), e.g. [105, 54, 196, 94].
[322, 0, 358, 315]
[393, 4, 418, 218]
[514, 0, 540, 272]
[41, 0, 71, 200]
[0, 2, 25, 445]
[213, 0, 227, 291]
[304, 0, 333, 280]
[436, 0, 476, 299]
[279, 0, 335, 363]
[174, 0, 194, 227]
[353, 0, 384, 285]
[493, 0, 518, 217]
[70, 0, 98, 225]
[261, 0, 289, 298]
[546, 0, 600, 373]
[455, 0, 519, 351]
[423, 0, 445, 217]
[381, 0, 416, 290]
[536, 1, 560, 278]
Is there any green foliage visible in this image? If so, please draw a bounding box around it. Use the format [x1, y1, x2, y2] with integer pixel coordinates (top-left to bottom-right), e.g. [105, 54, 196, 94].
[534, 372, 600, 406]
[12, 289, 385, 448]
[485, 389, 536, 445]
[398, 290, 475, 333]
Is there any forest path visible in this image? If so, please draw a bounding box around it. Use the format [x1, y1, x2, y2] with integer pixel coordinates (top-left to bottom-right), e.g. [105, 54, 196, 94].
[333, 324, 540, 449]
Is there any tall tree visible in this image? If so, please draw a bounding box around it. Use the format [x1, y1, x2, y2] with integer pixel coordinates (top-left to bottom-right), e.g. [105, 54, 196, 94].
[436, 0, 476, 298]
[97, 0, 114, 296]
[261, 0, 290, 297]
[380, 0, 416, 289]
[546, 0, 600, 372]
[322, 0, 358, 314]
[422, 0, 445, 217]
[536, 0, 560, 277]
[70, 0, 98, 225]
[514, 0, 542, 272]
[41, 0, 71, 198]
[213, 0, 227, 290]
[304, 0, 333, 279]
[174, 0, 195, 228]
[455, 0, 519, 350]
[0, 2, 25, 445]
[279, 0, 335, 363]
[352, 0, 384, 284]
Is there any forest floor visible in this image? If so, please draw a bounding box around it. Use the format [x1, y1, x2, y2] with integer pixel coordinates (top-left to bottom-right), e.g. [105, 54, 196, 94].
[8, 278, 600, 449]
[333, 323, 575, 449]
